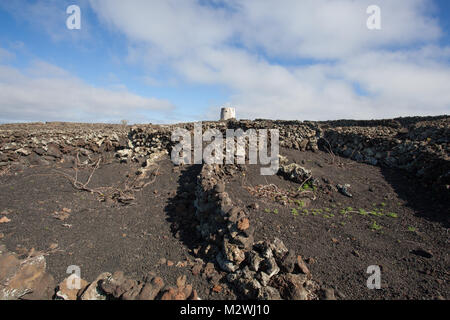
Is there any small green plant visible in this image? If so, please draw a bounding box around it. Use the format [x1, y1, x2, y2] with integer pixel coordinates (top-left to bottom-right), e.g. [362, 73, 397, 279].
[387, 212, 398, 218]
[408, 226, 416, 232]
[370, 210, 383, 217]
[370, 221, 382, 231]
[264, 208, 270, 213]
[299, 184, 310, 191]
[291, 208, 299, 216]
[294, 199, 305, 208]
[324, 208, 331, 212]
[299, 181, 316, 192]
[380, 202, 386, 207]
[358, 208, 368, 216]
[273, 209, 279, 214]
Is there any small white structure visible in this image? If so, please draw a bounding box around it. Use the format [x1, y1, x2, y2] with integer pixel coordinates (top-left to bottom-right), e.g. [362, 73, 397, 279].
[220, 107, 236, 121]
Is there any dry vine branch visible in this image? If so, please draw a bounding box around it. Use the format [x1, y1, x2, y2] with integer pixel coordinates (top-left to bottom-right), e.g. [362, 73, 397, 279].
[54, 152, 162, 204]
[320, 137, 339, 166]
[53, 156, 104, 196]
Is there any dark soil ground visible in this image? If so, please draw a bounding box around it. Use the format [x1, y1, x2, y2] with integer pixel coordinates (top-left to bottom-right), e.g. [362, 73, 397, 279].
[0, 147, 448, 300]
[0, 155, 231, 300]
[226, 148, 449, 300]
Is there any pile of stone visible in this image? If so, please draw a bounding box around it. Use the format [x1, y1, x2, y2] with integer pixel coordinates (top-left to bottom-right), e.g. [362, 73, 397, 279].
[321, 116, 449, 187]
[118, 126, 175, 161]
[194, 164, 320, 300]
[0, 245, 199, 300]
[278, 155, 313, 184]
[0, 122, 128, 168]
[227, 119, 320, 151]
[122, 117, 448, 189]
[56, 271, 199, 301]
[1, 115, 448, 188]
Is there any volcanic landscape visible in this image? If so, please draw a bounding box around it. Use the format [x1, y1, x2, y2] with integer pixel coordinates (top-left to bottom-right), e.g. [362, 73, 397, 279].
[0, 116, 448, 300]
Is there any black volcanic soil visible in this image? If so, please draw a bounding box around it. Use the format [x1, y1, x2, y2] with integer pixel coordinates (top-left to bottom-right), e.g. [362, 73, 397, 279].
[225, 148, 449, 300]
[0, 145, 448, 300]
[0, 155, 231, 300]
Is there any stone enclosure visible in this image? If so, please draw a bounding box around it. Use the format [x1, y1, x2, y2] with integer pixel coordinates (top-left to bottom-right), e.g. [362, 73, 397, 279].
[0, 115, 448, 300]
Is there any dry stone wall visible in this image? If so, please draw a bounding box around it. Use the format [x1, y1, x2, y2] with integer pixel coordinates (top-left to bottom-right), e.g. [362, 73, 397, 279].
[0, 122, 128, 168]
[320, 116, 449, 187]
[122, 116, 448, 188]
[125, 116, 448, 188]
[3, 117, 447, 189]
[194, 163, 320, 300]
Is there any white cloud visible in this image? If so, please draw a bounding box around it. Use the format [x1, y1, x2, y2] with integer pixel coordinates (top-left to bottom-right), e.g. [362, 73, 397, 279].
[231, 0, 441, 59]
[2, 0, 448, 122]
[92, 0, 441, 60]
[87, 0, 449, 121]
[0, 61, 175, 123]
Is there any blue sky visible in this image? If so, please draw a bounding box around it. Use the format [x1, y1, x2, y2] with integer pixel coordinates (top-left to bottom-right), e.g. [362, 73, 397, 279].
[0, 0, 449, 123]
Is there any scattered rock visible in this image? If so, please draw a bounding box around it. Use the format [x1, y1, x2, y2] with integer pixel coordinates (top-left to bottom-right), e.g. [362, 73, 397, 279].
[79, 272, 111, 300]
[0, 216, 11, 224]
[237, 218, 250, 231]
[212, 284, 222, 293]
[56, 276, 89, 300]
[296, 255, 310, 274]
[0, 252, 55, 300]
[278, 162, 312, 184]
[138, 274, 164, 300]
[278, 250, 297, 273]
[336, 184, 353, 198]
[271, 273, 313, 300]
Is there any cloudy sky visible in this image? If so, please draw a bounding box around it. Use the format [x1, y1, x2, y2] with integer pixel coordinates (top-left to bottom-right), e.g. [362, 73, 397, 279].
[0, 0, 449, 123]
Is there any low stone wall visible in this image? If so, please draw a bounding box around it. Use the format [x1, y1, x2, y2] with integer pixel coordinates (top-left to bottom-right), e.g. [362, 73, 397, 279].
[123, 116, 448, 188]
[194, 163, 320, 300]
[321, 116, 449, 187]
[2, 117, 447, 189]
[0, 122, 128, 167]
